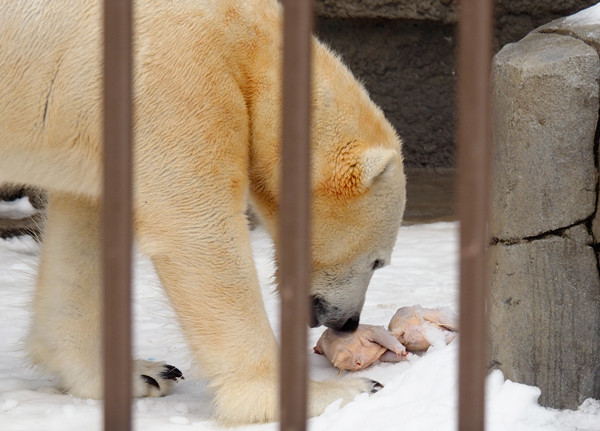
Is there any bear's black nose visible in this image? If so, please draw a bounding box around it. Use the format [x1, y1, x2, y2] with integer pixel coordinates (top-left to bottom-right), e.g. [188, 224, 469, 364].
[339, 316, 360, 332]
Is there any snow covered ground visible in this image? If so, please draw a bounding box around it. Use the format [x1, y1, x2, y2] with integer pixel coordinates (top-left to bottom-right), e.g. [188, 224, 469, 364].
[565, 2, 600, 25]
[1, 218, 599, 431]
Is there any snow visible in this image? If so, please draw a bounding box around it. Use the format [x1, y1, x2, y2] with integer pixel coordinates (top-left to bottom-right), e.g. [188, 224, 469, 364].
[565, 2, 600, 26]
[1, 222, 599, 430]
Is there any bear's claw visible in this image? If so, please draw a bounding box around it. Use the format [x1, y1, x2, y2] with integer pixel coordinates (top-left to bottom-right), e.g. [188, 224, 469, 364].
[134, 360, 182, 397]
[160, 364, 184, 381]
[141, 374, 161, 390]
[369, 379, 384, 393]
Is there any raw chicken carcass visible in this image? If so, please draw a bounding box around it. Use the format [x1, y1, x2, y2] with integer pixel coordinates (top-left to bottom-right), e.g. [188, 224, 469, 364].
[388, 305, 458, 351]
[314, 324, 408, 372]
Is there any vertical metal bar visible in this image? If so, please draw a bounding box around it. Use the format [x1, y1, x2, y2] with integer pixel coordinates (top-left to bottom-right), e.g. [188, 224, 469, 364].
[103, 1, 133, 431]
[456, 0, 493, 430]
[279, 1, 313, 430]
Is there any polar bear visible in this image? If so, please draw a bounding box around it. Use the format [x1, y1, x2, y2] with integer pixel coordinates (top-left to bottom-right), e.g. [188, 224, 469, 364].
[0, 0, 406, 424]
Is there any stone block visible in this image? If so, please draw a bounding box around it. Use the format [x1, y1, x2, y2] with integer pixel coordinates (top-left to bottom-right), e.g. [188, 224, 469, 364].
[535, 6, 600, 243]
[537, 5, 600, 52]
[490, 32, 599, 241]
[563, 223, 593, 245]
[489, 234, 600, 409]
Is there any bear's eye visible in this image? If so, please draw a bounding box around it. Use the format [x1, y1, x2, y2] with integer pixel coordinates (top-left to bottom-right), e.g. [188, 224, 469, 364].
[371, 259, 385, 271]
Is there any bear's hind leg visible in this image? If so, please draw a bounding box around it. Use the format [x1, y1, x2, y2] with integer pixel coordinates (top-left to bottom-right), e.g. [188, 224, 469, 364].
[28, 191, 179, 398]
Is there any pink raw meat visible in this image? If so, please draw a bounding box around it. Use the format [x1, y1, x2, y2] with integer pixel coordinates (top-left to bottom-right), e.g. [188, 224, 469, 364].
[388, 305, 458, 351]
[314, 324, 408, 372]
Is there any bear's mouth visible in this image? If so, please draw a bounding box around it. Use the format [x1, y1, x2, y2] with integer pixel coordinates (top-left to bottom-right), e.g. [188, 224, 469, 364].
[310, 295, 325, 328]
[310, 307, 321, 328]
[310, 295, 360, 331]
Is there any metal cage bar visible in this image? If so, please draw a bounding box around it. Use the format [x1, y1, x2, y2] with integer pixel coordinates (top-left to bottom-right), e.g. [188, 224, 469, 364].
[456, 0, 493, 430]
[279, 1, 314, 430]
[102, 1, 133, 430]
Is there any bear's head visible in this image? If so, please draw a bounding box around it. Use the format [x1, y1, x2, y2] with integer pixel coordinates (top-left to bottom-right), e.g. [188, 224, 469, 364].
[309, 143, 405, 331]
[303, 45, 406, 331]
[248, 40, 406, 332]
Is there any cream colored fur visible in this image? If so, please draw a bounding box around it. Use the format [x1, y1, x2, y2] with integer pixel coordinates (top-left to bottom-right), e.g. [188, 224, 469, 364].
[0, 0, 406, 424]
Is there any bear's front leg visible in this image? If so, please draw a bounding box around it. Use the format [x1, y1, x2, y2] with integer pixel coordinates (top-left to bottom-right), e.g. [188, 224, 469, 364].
[28, 192, 181, 398]
[136, 192, 382, 424]
[140, 205, 281, 423]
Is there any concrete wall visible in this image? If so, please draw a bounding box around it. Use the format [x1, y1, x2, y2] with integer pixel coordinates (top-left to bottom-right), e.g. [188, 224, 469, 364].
[315, 0, 598, 167]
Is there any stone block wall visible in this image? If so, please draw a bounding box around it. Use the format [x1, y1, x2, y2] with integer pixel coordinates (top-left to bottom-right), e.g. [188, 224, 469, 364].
[489, 10, 600, 409]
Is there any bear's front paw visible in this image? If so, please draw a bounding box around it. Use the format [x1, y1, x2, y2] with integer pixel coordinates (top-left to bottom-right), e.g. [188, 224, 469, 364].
[211, 375, 382, 424]
[134, 360, 184, 397]
[308, 377, 384, 416]
[367, 378, 384, 393]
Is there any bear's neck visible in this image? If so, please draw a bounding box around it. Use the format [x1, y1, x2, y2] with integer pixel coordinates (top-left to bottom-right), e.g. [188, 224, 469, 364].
[234, 2, 289, 239]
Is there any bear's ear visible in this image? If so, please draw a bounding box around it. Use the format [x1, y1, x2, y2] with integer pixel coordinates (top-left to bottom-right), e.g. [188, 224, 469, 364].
[325, 145, 398, 198]
[360, 147, 397, 189]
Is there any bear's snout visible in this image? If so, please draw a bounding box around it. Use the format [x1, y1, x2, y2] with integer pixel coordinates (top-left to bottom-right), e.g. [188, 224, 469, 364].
[311, 295, 361, 332]
[338, 316, 360, 332]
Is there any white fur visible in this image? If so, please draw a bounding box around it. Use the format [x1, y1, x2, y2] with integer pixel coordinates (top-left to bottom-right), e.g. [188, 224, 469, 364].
[0, 0, 406, 424]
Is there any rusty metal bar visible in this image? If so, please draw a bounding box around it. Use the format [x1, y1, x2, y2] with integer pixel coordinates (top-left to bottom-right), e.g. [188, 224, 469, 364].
[279, 1, 313, 430]
[456, 0, 493, 430]
[102, 1, 133, 430]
